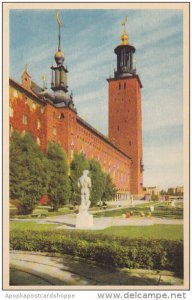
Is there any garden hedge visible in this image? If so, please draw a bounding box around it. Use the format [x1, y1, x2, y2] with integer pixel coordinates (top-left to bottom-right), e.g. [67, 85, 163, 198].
[10, 230, 183, 277]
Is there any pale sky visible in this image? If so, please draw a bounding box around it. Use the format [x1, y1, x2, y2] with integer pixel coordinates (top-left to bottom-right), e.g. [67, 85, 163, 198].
[10, 9, 183, 190]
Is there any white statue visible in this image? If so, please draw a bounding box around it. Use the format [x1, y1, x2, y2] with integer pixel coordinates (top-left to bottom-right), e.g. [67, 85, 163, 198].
[76, 170, 93, 228]
[78, 170, 91, 212]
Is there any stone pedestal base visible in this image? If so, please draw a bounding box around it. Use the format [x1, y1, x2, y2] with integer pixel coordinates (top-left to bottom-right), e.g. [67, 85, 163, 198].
[76, 212, 93, 229]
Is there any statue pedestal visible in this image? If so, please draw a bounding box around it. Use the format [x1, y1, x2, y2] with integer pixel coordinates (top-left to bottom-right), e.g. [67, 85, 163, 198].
[76, 210, 93, 229]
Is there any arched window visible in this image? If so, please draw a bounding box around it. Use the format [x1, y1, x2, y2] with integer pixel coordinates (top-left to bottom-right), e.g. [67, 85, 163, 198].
[37, 120, 41, 130]
[32, 103, 36, 110]
[59, 113, 64, 119]
[37, 137, 41, 146]
[9, 106, 13, 117]
[53, 127, 57, 136]
[119, 82, 121, 90]
[13, 90, 18, 98]
[22, 115, 27, 125]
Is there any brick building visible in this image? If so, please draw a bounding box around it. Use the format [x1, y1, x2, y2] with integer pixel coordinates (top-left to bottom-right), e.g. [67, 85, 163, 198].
[9, 21, 143, 199]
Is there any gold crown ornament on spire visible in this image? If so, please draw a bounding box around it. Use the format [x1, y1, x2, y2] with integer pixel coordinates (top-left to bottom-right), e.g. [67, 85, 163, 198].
[121, 16, 128, 45]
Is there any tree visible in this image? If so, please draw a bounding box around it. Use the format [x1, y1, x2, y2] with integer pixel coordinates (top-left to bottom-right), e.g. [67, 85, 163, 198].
[46, 142, 71, 211]
[70, 154, 117, 207]
[89, 159, 105, 206]
[160, 190, 167, 195]
[102, 173, 117, 203]
[10, 132, 47, 214]
[70, 152, 89, 206]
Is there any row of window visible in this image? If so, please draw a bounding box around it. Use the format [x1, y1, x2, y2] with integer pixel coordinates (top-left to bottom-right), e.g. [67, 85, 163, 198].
[75, 131, 127, 162]
[10, 110, 42, 130]
[10, 110, 128, 164]
[119, 82, 127, 90]
[53, 112, 76, 121]
[76, 126, 102, 145]
[10, 102, 45, 116]
[9, 125, 41, 146]
[75, 123, 129, 163]
[77, 135, 125, 163]
[22, 115, 41, 129]
[53, 112, 65, 120]
[71, 144, 128, 177]
[74, 148, 128, 179]
[10, 111, 56, 137]
[11, 125, 129, 178]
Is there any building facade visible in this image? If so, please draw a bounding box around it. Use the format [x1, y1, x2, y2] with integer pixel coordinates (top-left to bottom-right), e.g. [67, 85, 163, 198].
[168, 186, 184, 196]
[9, 22, 143, 199]
[143, 186, 160, 197]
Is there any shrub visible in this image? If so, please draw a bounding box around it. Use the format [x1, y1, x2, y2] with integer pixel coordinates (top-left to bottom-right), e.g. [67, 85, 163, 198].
[10, 229, 183, 276]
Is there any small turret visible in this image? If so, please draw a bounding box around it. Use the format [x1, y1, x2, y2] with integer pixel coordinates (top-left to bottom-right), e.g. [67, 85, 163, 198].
[21, 64, 32, 90]
[39, 11, 75, 110]
[51, 12, 68, 94]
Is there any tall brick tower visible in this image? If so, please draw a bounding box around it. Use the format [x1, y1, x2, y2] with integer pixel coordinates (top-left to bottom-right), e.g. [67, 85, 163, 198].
[107, 21, 143, 197]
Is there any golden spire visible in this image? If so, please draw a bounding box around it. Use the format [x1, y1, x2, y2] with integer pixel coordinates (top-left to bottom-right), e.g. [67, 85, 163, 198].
[121, 16, 128, 45]
[56, 10, 62, 27]
[56, 10, 62, 50]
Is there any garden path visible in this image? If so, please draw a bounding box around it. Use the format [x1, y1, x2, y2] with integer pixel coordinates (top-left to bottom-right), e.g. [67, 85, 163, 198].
[10, 251, 183, 286]
[40, 214, 183, 230]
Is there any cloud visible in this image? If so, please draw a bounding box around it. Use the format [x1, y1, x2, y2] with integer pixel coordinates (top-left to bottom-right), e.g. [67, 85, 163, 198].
[142, 92, 183, 132]
[75, 86, 106, 105]
[136, 20, 182, 50]
[77, 97, 108, 134]
[10, 9, 184, 189]
[143, 142, 183, 189]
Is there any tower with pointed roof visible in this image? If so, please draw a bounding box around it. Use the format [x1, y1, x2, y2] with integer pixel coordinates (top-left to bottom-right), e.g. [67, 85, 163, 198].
[38, 11, 75, 110]
[107, 20, 143, 197]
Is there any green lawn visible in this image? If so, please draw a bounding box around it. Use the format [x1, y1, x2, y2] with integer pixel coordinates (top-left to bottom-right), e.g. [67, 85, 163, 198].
[95, 202, 183, 219]
[10, 221, 58, 231]
[101, 225, 183, 240]
[10, 221, 183, 240]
